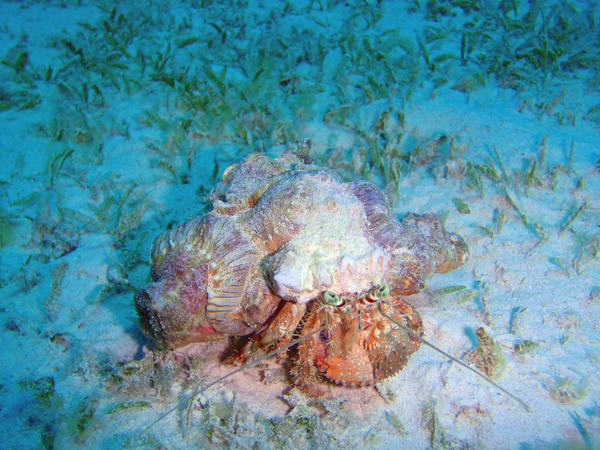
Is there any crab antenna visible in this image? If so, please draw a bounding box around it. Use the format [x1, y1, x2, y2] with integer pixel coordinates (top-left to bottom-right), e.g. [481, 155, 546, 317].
[379, 308, 530, 412]
[140, 323, 328, 436]
[184, 323, 328, 427]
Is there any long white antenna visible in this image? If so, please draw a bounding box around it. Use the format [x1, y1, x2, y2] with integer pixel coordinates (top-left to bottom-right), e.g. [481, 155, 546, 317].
[379, 307, 530, 412]
[140, 323, 328, 435]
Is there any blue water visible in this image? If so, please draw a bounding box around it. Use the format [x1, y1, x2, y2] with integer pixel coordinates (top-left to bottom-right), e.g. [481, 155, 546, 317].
[1, 0, 599, 447]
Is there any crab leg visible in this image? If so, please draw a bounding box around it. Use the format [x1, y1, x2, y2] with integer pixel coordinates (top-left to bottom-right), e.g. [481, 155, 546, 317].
[252, 301, 307, 350]
[293, 302, 328, 396]
[228, 301, 307, 365]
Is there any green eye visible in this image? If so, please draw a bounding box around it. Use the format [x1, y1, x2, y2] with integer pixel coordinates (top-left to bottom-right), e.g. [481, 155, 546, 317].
[322, 290, 342, 306]
[376, 284, 390, 299]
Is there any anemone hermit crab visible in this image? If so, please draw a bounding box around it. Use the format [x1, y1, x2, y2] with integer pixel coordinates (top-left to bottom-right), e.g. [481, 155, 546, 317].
[135, 148, 469, 395]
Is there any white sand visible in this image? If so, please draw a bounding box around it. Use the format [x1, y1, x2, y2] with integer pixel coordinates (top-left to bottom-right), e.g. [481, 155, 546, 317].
[1, 0, 599, 448]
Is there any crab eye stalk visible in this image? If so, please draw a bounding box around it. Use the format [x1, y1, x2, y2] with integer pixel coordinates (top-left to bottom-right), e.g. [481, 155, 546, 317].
[364, 284, 390, 303]
[322, 290, 343, 306]
[375, 284, 390, 299]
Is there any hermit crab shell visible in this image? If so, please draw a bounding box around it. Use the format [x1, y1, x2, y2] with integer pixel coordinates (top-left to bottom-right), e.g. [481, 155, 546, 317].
[135, 152, 468, 349]
[135, 215, 280, 348]
[249, 169, 393, 303]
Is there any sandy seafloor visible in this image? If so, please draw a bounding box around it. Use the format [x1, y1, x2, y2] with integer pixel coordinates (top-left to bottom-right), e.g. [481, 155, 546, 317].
[1, 0, 600, 448]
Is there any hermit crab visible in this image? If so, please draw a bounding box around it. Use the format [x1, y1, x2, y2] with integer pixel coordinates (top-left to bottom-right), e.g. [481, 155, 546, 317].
[135, 150, 469, 394]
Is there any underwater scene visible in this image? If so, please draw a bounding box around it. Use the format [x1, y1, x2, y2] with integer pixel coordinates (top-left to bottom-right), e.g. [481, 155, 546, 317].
[1, 0, 599, 448]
